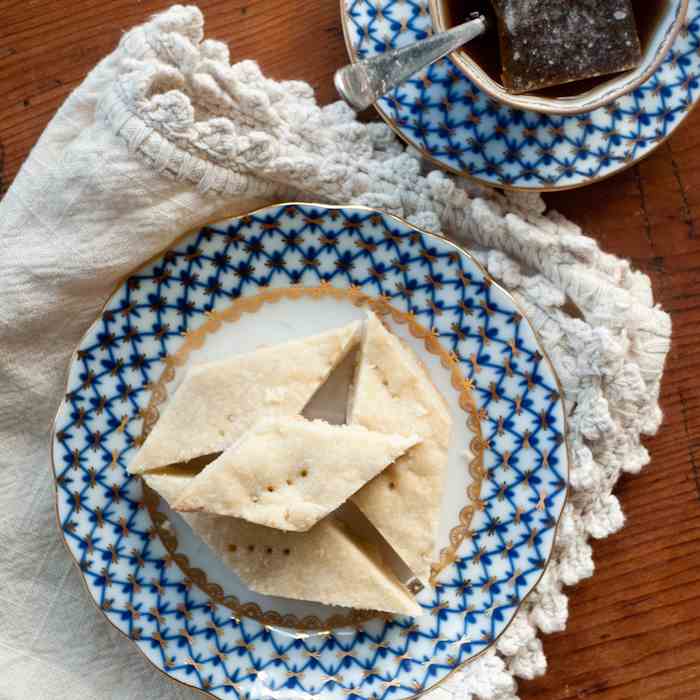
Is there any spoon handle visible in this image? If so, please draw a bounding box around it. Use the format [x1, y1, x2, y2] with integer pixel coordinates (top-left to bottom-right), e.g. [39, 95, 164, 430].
[335, 15, 488, 112]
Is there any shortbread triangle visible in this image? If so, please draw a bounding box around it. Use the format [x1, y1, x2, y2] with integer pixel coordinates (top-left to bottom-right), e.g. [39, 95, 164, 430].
[144, 471, 421, 616]
[348, 311, 452, 585]
[129, 322, 361, 474]
[172, 416, 420, 531]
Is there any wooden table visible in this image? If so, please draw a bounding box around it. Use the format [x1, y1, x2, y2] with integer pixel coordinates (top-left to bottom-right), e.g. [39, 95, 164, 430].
[2, 2, 699, 698]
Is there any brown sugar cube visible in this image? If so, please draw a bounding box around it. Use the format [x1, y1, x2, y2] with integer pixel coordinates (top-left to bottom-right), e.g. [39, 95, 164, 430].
[491, 0, 643, 93]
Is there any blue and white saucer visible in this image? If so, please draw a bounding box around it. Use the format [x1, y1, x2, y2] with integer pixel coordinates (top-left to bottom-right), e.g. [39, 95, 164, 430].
[341, 0, 700, 191]
[52, 204, 568, 699]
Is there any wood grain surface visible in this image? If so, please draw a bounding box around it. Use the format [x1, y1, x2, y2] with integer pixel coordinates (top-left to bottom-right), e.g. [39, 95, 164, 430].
[2, 2, 699, 698]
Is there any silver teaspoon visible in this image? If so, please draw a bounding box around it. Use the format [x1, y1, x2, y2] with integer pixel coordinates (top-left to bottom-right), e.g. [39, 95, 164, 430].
[335, 15, 488, 112]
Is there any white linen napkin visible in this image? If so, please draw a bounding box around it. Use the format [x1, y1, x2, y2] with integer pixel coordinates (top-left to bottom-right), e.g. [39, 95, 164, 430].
[0, 5, 671, 699]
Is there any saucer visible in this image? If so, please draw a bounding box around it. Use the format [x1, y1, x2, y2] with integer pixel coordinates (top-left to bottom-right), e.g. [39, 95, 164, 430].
[340, 0, 700, 191]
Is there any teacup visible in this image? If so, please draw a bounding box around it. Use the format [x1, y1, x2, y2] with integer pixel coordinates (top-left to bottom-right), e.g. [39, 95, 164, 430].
[428, 0, 689, 115]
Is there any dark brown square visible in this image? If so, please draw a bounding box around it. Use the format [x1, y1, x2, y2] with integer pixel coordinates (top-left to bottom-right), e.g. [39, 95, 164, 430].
[491, 0, 642, 93]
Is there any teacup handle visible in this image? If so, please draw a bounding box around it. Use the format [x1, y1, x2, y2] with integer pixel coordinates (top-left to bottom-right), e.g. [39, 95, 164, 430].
[335, 15, 488, 112]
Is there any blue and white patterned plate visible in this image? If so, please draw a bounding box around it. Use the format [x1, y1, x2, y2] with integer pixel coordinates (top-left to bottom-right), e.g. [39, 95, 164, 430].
[341, 0, 700, 191]
[52, 204, 568, 699]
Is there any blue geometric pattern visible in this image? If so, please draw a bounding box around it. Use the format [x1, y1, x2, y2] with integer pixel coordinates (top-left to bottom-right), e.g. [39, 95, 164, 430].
[342, 0, 700, 190]
[52, 204, 568, 699]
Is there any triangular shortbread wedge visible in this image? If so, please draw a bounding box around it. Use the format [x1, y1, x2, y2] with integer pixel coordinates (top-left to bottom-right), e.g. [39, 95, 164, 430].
[172, 416, 421, 531]
[348, 312, 452, 586]
[144, 471, 421, 616]
[129, 322, 361, 474]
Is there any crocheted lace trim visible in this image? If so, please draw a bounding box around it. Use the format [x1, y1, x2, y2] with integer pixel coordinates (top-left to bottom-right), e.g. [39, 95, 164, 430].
[96, 6, 672, 698]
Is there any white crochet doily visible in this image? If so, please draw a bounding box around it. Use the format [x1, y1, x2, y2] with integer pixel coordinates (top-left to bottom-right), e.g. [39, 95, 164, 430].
[0, 5, 671, 699]
[106, 6, 673, 697]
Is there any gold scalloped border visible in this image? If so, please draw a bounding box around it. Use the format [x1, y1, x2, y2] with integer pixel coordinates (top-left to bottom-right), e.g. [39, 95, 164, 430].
[139, 285, 484, 631]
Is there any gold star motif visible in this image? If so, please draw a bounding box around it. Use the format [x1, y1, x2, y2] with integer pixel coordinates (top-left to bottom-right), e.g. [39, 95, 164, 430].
[481, 576, 497, 592]
[536, 492, 547, 511]
[185, 657, 202, 671]
[322, 674, 343, 684]
[430, 601, 449, 616]
[151, 631, 167, 648]
[528, 527, 540, 547]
